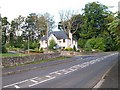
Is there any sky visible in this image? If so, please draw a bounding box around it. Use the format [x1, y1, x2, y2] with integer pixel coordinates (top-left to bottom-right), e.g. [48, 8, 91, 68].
[0, 0, 119, 24]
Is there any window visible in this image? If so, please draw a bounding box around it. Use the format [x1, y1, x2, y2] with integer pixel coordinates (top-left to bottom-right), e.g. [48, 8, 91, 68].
[63, 39, 65, 43]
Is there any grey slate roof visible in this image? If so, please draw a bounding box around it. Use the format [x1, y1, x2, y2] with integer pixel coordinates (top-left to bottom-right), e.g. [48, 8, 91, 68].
[40, 31, 68, 41]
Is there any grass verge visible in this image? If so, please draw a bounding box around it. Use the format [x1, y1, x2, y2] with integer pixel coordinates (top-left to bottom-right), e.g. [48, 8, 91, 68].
[1, 53, 28, 58]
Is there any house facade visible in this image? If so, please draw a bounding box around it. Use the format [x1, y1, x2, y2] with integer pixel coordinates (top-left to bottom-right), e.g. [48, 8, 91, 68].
[39, 31, 77, 50]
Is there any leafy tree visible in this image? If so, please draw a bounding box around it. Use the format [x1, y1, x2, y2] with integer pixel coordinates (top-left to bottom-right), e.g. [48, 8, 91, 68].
[9, 15, 25, 48]
[9, 20, 17, 47]
[25, 13, 37, 41]
[2, 17, 9, 53]
[108, 18, 120, 50]
[2, 17, 9, 46]
[81, 2, 111, 39]
[73, 45, 76, 51]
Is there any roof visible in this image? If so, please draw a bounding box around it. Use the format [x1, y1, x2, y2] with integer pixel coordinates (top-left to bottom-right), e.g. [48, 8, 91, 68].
[40, 31, 68, 41]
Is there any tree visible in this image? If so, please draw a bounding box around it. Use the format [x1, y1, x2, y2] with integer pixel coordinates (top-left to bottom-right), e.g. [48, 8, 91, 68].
[44, 13, 55, 33]
[58, 10, 82, 35]
[2, 17, 9, 53]
[108, 18, 120, 50]
[9, 15, 25, 48]
[37, 13, 55, 37]
[81, 2, 111, 39]
[2, 17, 9, 45]
[70, 14, 83, 39]
[58, 10, 83, 49]
[25, 13, 37, 41]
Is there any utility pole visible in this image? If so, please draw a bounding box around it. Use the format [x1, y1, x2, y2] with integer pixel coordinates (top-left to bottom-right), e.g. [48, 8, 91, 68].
[27, 25, 30, 54]
[47, 20, 49, 50]
[46, 21, 49, 50]
[28, 32, 29, 54]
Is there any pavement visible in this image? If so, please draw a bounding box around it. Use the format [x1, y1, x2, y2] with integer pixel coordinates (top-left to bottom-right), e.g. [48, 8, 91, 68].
[99, 59, 119, 88]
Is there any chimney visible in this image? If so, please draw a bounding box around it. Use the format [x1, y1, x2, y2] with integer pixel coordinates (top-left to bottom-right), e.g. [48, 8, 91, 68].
[69, 30, 72, 40]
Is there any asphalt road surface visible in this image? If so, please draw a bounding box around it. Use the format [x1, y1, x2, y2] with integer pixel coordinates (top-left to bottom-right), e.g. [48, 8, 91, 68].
[2, 52, 118, 88]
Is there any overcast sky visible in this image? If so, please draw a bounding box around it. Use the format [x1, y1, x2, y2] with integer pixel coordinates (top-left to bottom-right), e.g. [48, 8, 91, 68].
[0, 0, 119, 23]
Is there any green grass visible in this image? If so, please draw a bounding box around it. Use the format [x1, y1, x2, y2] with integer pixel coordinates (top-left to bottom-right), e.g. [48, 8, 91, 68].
[1, 53, 28, 57]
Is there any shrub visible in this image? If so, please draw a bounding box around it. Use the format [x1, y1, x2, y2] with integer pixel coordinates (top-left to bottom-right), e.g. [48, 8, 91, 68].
[39, 48, 44, 53]
[78, 39, 86, 48]
[48, 39, 57, 50]
[76, 50, 80, 52]
[85, 38, 106, 51]
[29, 41, 38, 49]
[73, 45, 76, 51]
[64, 47, 73, 51]
[2, 46, 8, 53]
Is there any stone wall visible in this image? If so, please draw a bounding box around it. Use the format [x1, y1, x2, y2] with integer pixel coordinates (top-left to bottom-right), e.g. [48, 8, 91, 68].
[2, 53, 60, 67]
[60, 51, 101, 56]
[61, 51, 82, 56]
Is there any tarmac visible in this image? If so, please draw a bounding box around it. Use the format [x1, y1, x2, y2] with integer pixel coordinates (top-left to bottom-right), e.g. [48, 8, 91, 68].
[2, 57, 79, 76]
[2, 54, 120, 89]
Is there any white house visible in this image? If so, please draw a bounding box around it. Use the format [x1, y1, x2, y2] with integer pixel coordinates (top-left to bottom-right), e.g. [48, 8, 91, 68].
[39, 30, 77, 50]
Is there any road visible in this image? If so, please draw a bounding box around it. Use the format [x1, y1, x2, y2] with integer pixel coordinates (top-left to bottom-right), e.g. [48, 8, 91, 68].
[2, 52, 118, 88]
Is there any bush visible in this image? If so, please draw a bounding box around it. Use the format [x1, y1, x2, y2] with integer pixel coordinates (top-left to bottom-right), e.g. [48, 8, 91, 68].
[78, 39, 86, 48]
[76, 50, 80, 52]
[73, 45, 76, 51]
[64, 47, 73, 51]
[23, 40, 39, 50]
[85, 38, 106, 51]
[48, 39, 57, 50]
[2, 46, 8, 53]
[39, 48, 44, 53]
[29, 41, 38, 49]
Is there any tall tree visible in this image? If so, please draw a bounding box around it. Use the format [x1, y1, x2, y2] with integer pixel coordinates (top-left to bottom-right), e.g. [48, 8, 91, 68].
[58, 10, 76, 34]
[108, 17, 120, 50]
[36, 13, 55, 37]
[81, 2, 111, 39]
[9, 15, 25, 48]
[43, 13, 55, 34]
[58, 10, 83, 39]
[1, 17, 9, 53]
[2, 17, 9, 46]
[24, 13, 37, 41]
